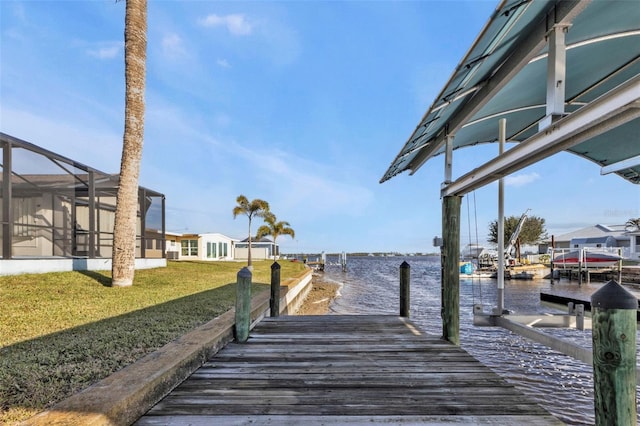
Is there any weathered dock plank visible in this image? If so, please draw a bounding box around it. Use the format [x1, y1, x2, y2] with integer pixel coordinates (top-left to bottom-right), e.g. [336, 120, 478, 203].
[136, 315, 563, 425]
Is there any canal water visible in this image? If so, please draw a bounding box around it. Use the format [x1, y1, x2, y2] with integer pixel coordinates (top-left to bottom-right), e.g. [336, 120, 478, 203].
[319, 255, 639, 426]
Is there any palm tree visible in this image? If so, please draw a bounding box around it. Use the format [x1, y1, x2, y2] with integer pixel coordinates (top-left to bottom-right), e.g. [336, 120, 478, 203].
[111, 0, 147, 287]
[256, 213, 295, 260]
[625, 218, 640, 232]
[233, 195, 270, 268]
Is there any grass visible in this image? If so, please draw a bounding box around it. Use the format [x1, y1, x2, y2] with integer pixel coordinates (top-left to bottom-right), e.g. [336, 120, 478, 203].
[0, 260, 307, 424]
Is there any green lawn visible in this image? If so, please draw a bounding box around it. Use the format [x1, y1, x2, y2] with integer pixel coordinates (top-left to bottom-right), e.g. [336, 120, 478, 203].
[0, 260, 307, 424]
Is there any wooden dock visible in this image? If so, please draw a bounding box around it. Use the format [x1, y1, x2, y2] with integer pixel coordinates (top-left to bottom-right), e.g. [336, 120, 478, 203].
[136, 315, 563, 425]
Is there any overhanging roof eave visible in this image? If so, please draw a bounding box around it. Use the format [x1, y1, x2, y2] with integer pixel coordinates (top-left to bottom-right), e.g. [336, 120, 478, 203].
[381, 0, 593, 183]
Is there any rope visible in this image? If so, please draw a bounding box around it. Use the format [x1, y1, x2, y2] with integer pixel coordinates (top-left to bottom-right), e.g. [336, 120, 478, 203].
[465, 194, 483, 308]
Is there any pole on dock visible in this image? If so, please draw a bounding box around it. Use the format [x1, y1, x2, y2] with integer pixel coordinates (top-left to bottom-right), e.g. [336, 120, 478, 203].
[400, 261, 410, 317]
[442, 195, 461, 345]
[270, 261, 281, 317]
[550, 236, 555, 284]
[341, 251, 347, 272]
[591, 280, 637, 426]
[578, 248, 583, 286]
[496, 118, 506, 314]
[618, 248, 623, 283]
[235, 267, 252, 343]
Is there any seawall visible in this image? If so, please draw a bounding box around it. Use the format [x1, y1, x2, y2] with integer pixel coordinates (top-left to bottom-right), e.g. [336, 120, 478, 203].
[23, 268, 313, 426]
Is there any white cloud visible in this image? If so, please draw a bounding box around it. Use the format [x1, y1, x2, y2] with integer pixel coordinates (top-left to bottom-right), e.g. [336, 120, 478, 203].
[198, 13, 253, 36]
[228, 143, 374, 219]
[505, 172, 540, 187]
[216, 58, 231, 68]
[162, 33, 187, 58]
[87, 43, 121, 60]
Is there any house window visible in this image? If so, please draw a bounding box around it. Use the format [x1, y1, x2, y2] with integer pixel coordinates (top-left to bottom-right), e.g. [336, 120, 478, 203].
[219, 242, 228, 257]
[145, 239, 154, 249]
[207, 242, 217, 259]
[181, 239, 198, 256]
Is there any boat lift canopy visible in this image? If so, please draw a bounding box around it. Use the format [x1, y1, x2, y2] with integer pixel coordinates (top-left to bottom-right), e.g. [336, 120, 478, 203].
[380, 0, 640, 195]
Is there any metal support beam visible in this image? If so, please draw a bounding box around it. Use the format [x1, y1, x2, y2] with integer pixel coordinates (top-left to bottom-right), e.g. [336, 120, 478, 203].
[496, 119, 506, 314]
[140, 188, 146, 259]
[442, 75, 640, 197]
[2, 140, 12, 258]
[444, 135, 454, 184]
[539, 24, 570, 131]
[161, 195, 166, 259]
[88, 171, 96, 258]
[601, 154, 640, 175]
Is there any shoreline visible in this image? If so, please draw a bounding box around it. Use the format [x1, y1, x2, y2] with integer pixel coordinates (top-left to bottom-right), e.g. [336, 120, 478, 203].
[294, 273, 341, 315]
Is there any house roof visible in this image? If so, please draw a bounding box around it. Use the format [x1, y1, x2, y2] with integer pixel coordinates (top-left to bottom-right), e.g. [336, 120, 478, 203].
[198, 233, 238, 241]
[552, 224, 629, 243]
[240, 237, 274, 243]
[381, 0, 640, 193]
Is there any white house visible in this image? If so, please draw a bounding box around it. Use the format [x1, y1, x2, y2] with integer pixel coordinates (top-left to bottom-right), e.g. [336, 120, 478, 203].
[166, 233, 237, 261]
[234, 237, 278, 261]
[546, 224, 638, 260]
[165, 231, 182, 260]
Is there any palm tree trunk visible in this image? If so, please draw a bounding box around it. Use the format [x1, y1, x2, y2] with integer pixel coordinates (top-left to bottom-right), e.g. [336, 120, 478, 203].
[112, 0, 147, 287]
[247, 220, 252, 268]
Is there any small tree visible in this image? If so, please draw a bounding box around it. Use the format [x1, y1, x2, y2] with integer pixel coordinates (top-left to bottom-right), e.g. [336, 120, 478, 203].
[488, 215, 547, 259]
[256, 213, 295, 260]
[625, 218, 640, 232]
[233, 195, 270, 268]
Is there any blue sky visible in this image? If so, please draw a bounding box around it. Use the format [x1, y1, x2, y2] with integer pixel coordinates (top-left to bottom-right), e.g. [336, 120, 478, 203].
[2, 1, 638, 254]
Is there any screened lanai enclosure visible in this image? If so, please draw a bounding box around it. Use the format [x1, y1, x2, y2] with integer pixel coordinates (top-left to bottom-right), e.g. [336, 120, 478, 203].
[1, 133, 166, 272]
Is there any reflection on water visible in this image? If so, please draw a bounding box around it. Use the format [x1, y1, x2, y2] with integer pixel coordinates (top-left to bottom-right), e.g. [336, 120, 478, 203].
[320, 255, 639, 426]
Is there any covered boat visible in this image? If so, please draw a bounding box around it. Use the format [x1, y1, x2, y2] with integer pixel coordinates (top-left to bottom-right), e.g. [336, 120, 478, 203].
[553, 249, 622, 268]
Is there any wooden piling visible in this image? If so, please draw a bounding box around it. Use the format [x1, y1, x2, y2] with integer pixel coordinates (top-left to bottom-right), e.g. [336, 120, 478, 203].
[576, 304, 585, 331]
[400, 261, 410, 317]
[442, 195, 461, 345]
[235, 267, 252, 343]
[591, 280, 637, 426]
[270, 261, 281, 317]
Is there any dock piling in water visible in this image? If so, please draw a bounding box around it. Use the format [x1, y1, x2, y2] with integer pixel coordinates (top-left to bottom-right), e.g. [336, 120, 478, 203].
[442, 195, 461, 345]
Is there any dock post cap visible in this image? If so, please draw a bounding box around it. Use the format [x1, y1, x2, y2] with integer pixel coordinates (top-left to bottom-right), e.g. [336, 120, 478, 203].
[400, 260, 410, 268]
[238, 267, 252, 278]
[271, 261, 281, 270]
[591, 280, 637, 310]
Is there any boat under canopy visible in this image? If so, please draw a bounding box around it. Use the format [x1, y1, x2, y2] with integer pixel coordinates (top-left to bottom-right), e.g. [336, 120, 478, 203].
[553, 249, 622, 268]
